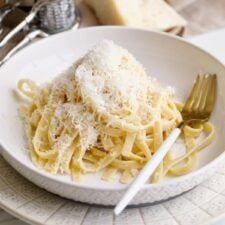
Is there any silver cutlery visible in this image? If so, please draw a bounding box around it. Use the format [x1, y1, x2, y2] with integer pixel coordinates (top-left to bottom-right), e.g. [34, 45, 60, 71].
[0, 0, 80, 65]
[0, 0, 57, 48]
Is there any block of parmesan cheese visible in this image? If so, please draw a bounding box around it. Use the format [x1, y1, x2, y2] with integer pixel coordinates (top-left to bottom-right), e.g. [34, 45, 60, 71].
[85, 0, 187, 33]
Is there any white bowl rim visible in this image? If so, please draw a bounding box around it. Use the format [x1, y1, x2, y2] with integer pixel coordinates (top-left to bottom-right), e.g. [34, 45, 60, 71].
[0, 26, 225, 191]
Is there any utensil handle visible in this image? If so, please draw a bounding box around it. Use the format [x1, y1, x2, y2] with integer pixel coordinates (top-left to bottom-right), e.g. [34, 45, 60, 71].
[114, 128, 181, 216]
[0, 29, 48, 66]
[0, 5, 15, 22]
[0, 12, 35, 48]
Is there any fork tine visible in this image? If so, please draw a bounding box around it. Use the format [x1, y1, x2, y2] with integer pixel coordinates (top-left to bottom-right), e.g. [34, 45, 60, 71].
[204, 74, 217, 116]
[182, 74, 216, 123]
[191, 74, 208, 112]
[183, 75, 201, 112]
[198, 74, 213, 113]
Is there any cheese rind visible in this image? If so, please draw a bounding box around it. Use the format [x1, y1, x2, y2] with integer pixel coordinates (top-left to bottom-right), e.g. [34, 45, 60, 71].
[85, 0, 187, 31]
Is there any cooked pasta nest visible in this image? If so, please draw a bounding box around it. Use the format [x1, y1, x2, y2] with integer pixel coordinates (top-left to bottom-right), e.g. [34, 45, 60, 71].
[17, 41, 215, 184]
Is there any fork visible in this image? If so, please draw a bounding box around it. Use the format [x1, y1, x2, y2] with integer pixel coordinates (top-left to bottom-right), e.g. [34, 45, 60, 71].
[114, 74, 217, 215]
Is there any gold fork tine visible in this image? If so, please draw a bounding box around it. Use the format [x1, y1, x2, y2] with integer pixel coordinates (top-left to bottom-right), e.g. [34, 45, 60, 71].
[183, 75, 201, 112]
[191, 74, 208, 113]
[198, 75, 213, 113]
[182, 74, 216, 122]
[204, 74, 217, 116]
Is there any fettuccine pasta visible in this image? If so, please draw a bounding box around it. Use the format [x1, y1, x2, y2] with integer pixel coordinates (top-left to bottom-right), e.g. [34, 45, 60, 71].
[17, 40, 215, 183]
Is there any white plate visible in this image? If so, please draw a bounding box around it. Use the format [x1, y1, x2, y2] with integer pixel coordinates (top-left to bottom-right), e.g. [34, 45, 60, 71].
[1, 151, 225, 225]
[0, 26, 225, 206]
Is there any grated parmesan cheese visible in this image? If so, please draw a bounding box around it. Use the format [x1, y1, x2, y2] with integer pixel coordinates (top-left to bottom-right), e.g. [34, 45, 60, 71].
[75, 40, 149, 114]
[50, 40, 174, 150]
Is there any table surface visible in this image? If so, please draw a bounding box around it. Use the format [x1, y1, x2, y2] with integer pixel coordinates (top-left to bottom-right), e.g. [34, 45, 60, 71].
[168, 0, 225, 36]
[1, 0, 225, 224]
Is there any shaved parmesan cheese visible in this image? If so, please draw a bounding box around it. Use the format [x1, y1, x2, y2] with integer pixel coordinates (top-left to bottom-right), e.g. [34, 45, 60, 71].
[54, 103, 98, 151]
[50, 40, 174, 150]
[75, 40, 149, 114]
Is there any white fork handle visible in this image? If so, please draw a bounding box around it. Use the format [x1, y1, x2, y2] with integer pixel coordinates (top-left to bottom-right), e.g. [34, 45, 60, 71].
[114, 128, 181, 216]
